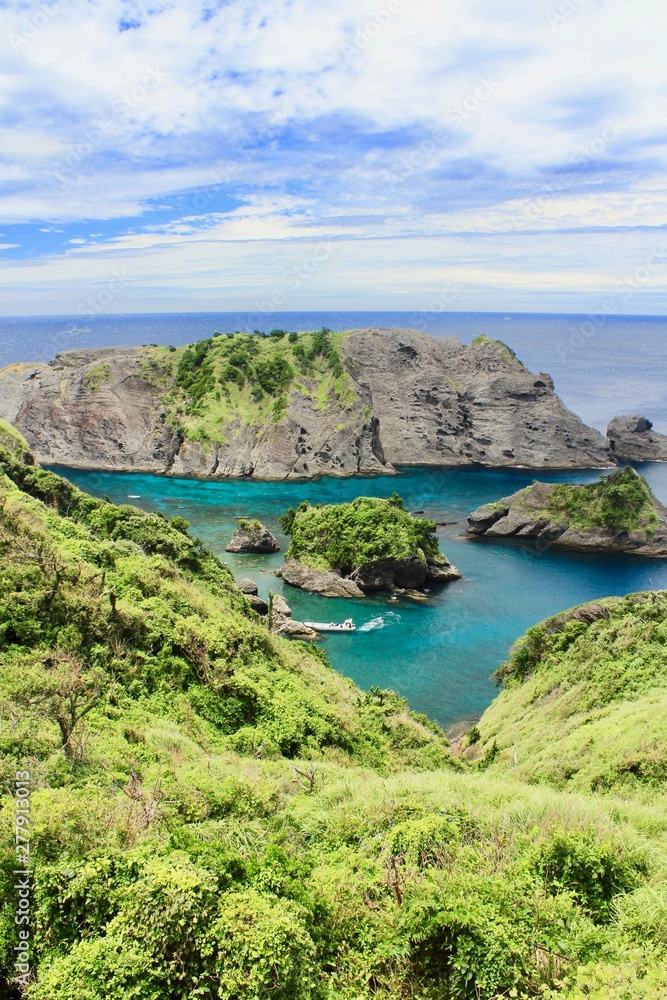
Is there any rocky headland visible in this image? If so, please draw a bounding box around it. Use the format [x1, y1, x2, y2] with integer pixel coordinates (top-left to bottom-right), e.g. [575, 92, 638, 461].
[0, 328, 612, 479]
[607, 414, 667, 462]
[277, 494, 462, 598]
[467, 467, 667, 557]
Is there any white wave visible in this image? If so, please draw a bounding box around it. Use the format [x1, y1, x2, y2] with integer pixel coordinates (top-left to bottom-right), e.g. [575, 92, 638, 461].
[358, 612, 400, 632]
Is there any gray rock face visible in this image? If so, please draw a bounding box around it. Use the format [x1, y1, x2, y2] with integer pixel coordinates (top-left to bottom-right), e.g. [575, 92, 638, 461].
[272, 618, 319, 641]
[279, 553, 462, 598]
[607, 415, 667, 462]
[267, 591, 318, 641]
[225, 521, 280, 553]
[238, 578, 259, 595]
[0, 349, 182, 472]
[425, 555, 463, 583]
[270, 594, 293, 618]
[467, 479, 667, 557]
[278, 559, 365, 598]
[0, 330, 612, 479]
[341, 330, 611, 470]
[349, 555, 461, 590]
[246, 594, 269, 615]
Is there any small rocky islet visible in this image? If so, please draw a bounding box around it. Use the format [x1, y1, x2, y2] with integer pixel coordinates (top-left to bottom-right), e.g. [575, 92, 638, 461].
[275, 494, 461, 600]
[225, 518, 280, 553]
[467, 466, 667, 557]
[606, 414, 667, 462]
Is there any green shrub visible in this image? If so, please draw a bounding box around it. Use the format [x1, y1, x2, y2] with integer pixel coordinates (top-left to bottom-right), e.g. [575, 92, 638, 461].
[547, 467, 656, 532]
[281, 495, 439, 573]
[530, 829, 647, 923]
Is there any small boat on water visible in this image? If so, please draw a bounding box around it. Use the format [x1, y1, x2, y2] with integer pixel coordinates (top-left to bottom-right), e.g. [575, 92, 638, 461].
[303, 618, 356, 633]
[127, 494, 142, 499]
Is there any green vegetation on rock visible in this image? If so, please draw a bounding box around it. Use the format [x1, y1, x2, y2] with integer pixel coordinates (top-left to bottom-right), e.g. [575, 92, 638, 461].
[156, 328, 357, 443]
[472, 334, 522, 364]
[280, 494, 439, 573]
[1, 431, 667, 998]
[82, 363, 111, 394]
[546, 467, 657, 532]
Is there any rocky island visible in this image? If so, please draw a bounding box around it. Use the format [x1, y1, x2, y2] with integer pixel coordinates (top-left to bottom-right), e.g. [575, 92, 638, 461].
[607, 414, 667, 462]
[277, 493, 461, 598]
[225, 518, 280, 553]
[0, 328, 612, 479]
[467, 466, 667, 556]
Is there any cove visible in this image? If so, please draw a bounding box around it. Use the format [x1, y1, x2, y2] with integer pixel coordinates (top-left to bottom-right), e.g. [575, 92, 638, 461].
[54, 464, 667, 730]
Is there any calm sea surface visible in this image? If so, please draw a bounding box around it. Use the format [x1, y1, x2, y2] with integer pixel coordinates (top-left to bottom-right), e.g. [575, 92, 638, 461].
[3, 312, 667, 728]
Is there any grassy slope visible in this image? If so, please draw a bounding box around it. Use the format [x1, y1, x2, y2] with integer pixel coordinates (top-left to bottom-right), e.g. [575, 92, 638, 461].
[475, 592, 667, 794]
[143, 329, 359, 448]
[0, 430, 666, 998]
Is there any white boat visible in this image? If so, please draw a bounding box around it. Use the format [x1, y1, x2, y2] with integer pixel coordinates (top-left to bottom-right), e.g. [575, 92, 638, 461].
[303, 618, 356, 633]
[127, 494, 142, 499]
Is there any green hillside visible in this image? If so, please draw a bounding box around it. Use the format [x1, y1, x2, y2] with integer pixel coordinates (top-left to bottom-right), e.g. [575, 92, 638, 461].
[1, 423, 667, 999]
[474, 591, 667, 793]
[142, 328, 358, 447]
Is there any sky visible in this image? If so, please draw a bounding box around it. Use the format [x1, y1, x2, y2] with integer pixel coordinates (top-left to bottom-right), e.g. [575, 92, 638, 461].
[1, 0, 667, 316]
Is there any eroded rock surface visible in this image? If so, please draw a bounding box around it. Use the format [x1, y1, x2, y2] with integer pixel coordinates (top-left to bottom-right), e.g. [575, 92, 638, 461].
[225, 521, 280, 553]
[340, 331, 611, 470]
[268, 590, 318, 641]
[278, 554, 461, 599]
[278, 559, 365, 598]
[0, 330, 612, 478]
[467, 478, 667, 557]
[607, 415, 667, 462]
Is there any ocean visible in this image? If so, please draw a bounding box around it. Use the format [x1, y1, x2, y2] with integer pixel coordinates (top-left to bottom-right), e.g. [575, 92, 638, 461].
[3, 311, 667, 728]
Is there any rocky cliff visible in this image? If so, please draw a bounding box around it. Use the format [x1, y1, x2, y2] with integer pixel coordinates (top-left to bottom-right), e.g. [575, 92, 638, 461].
[0, 329, 612, 478]
[467, 467, 667, 557]
[607, 414, 667, 462]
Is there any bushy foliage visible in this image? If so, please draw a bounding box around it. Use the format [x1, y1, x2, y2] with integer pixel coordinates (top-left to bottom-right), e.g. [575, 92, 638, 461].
[1, 437, 666, 998]
[479, 590, 667, 791]
[175, 338, 216, 410]
[281, 494, 439, 573]
[158, 330, 355, 443]
[547, 467, 657, 532]
[291, 328, 344, 377]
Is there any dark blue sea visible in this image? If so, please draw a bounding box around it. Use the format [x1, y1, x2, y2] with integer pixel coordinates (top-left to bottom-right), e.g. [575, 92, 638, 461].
[3, 312, 667, 728]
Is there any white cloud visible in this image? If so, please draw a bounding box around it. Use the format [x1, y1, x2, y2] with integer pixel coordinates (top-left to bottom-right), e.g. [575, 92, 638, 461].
[1, 0, 667, 310]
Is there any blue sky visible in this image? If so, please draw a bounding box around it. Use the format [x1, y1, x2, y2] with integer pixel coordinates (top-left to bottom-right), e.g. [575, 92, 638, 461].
[1, 0, 666, 315]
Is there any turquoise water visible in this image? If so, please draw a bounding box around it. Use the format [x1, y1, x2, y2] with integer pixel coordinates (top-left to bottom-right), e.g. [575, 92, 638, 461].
[55, 464, 667, 730]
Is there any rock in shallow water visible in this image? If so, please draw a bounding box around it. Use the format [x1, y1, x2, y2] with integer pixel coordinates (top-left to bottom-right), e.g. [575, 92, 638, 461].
[278, 554, 461, 598]
[278, 559, 365, 598]
[225, 520, 280, 553]
[466, 472, 667, 557]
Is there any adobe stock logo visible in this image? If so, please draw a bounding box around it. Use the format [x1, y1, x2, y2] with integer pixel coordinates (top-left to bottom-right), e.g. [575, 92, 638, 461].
[8, 0, 70, 51]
